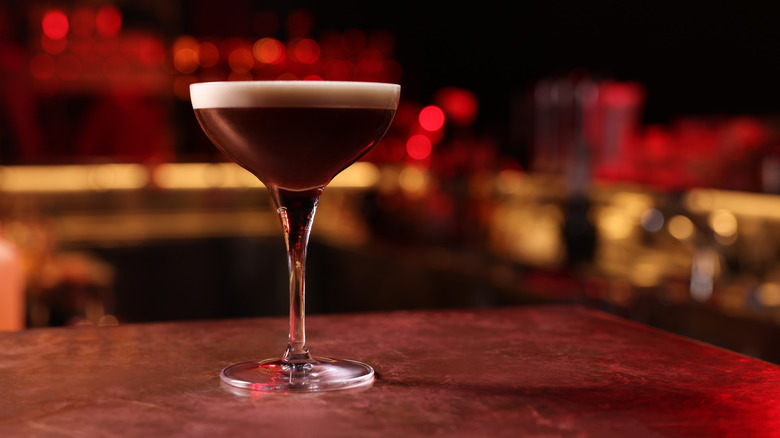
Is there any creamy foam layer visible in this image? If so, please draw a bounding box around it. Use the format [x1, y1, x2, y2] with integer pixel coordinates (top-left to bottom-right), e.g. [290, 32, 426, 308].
[191, 81, 400, 109]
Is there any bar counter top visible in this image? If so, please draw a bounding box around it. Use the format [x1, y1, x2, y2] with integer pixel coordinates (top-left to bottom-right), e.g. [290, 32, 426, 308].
[2, 305, 779, 437]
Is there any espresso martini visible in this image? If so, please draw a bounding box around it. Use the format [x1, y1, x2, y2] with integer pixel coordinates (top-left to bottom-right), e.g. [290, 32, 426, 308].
[190, 80, 400, 392]
[192, 81, 399, 191]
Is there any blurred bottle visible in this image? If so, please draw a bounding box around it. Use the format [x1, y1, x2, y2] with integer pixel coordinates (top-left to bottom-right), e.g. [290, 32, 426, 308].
[0, 226, 25, 331]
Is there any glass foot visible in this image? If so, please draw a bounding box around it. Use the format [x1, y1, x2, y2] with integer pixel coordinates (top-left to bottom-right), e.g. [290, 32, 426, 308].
[220, 357, 375, 392]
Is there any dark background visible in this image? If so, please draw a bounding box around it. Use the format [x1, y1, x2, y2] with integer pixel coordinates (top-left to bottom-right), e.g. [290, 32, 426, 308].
[180, 0, 780, 126]
[2, 0, 777, 164]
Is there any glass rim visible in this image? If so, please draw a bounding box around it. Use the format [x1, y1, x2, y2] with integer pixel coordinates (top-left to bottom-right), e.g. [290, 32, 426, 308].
[190, 80, 400, 109]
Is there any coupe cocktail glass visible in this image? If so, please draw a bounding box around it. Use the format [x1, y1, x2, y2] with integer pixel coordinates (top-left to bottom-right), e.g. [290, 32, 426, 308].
[191, 80, 400, 392]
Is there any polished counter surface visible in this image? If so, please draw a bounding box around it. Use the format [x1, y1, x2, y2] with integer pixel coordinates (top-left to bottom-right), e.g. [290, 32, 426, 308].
[1, 305, 779, 437]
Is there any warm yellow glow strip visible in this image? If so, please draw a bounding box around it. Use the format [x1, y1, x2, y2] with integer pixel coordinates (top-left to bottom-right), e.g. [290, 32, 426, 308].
[685, 189, 780, 220]
[0, 164, 149, 192]
[152, 163, 261, 189]
[0, 162, 380, 192]
[330, 162, 380, 189]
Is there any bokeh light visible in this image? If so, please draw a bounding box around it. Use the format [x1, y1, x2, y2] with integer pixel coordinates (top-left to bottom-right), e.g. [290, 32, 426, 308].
[228, 47, 254, 73]
[357, 48, 383, 77]
[173, 48, 198, 74]
[41, 35, 67, 55]
[640, 208, 664, 232]
[197, 42, 220, 68]
[29, 53, 56, 80]
[173, 36, 199, 74]
[434, 87, 478, 126]
[289, 38, 320, 64]
[95, 4, 122, 38]
[709, 209, 738, 245]
[668, 215, 695, 241]
[406, 134, 433, 160]
[137, 37, 166, 67]
[419, 105, 445, 132]
[42, 9, 69, 40]
[253, 38, 285, 64]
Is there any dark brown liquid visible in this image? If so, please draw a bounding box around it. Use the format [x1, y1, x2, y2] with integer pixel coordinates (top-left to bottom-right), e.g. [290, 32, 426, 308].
[194, 107, 395, 190]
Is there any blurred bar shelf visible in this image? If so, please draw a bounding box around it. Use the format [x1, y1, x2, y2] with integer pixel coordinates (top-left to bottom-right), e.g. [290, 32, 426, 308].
[4, 165, 780, 365]
[2, 305, 779, 436]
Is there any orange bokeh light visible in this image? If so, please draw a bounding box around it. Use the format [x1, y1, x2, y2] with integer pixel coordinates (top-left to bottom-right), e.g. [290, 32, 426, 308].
[42, 9, 69, 40]
[419, 105, 445, 132]
[173, 48, 199, 74]
[96, 4, 122, 38]
[228, 47, 255, 73]
[290, 38, 320, 64]
[253, 38, 285, 64]
[407, 134, 433, 160]
[173, 36, 200, 74]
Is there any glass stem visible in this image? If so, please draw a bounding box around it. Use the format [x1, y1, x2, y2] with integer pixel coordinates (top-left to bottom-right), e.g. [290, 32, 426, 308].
[269, 186, 323, 364]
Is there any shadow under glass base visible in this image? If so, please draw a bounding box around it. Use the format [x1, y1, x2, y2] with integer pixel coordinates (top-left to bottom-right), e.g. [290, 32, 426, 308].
[220, 357, 375, 392]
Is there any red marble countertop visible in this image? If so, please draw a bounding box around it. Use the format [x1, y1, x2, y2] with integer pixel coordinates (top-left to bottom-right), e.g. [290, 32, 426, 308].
[1, 305, 779, 437]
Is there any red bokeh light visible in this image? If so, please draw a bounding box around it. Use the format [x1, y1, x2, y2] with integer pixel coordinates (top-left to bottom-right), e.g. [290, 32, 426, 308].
[42, 9, 69, 40]
[198, 42, 220, 68]
[96, 4, 122, 38]
[600, 81, 644, 108]
[137, 37, 166, 67]
[434, 87, 478, 126]
[407, 134, 433, 160]
[29, 53, 56, 80]
[324, 59, 353, 80]
[290, 38, 320, 64]
[419, 105, 445, 132]
[41, 35, 67, 55]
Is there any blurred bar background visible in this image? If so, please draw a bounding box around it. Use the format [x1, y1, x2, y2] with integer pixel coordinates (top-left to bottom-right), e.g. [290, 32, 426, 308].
[1, 1, 780, 364]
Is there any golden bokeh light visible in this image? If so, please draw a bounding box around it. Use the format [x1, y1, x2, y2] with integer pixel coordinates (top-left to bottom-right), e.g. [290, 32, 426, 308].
[668, 215, 695, 241]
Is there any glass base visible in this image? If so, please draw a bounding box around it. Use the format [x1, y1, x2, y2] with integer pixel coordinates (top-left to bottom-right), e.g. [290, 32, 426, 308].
[220, 357, 375, 392]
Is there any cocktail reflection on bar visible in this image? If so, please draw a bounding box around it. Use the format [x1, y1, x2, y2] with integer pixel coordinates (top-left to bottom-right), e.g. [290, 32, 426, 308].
[2, 0, 780, 435]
